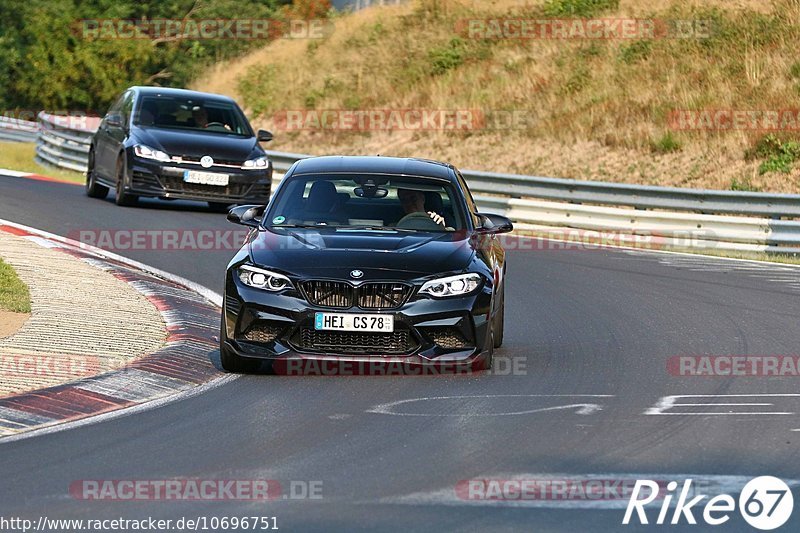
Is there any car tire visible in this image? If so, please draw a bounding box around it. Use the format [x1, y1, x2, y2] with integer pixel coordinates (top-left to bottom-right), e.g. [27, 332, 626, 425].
[493, 285, 505, 349]
[208, 202, 231, 213]
[219, 318, 260, 373]
[114, 154, 138, 207]
[481, 331, 495, 371]
[85, 151, 109, 199]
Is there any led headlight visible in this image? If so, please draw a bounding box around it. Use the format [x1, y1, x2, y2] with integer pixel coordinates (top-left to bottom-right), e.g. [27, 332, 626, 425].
[238, 264, 292, 291]
[133, 144, 170, 162]
[419, 273, 482, 298]
[242, 156, 268, 169]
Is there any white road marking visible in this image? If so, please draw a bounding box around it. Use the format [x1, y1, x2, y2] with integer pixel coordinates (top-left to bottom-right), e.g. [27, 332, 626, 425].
[367, 395, 613, 417]
[24, 235, 63, 248]
[0, 169, 34, 177]
[645, 394, 800, 416]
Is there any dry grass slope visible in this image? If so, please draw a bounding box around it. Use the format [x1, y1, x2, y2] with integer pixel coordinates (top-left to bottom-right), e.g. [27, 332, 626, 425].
[193, 0, 800, 192]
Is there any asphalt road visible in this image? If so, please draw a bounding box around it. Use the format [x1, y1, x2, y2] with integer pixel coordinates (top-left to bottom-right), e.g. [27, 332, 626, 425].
[2, 174, 800, 532]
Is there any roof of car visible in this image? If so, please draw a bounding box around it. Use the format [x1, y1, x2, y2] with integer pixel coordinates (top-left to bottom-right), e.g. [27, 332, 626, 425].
[290, 156, 457, 181]
[131, 86, 236, 103]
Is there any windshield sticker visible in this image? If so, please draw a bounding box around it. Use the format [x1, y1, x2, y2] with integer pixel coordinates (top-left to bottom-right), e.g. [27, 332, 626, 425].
[272, 215, 286, 225]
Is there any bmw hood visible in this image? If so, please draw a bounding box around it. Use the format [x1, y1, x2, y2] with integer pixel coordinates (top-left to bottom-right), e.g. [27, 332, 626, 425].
[133, 127, 259, 161]
[247, 228, 477, 280]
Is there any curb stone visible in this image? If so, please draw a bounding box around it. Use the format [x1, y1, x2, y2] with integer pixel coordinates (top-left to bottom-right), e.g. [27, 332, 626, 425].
[0, 223, 223, 438]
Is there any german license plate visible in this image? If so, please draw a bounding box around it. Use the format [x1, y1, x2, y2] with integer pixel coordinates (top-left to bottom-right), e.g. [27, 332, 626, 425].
[183, 170, 229, 186]
[314, 312, 394, 333]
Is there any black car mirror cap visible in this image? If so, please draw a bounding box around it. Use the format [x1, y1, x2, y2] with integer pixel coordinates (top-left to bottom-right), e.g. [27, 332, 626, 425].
[257, 129, 273, 143]
[105, 113, 123, 128]
[227, 204, 266, 227]
[475, 212, 514, 234]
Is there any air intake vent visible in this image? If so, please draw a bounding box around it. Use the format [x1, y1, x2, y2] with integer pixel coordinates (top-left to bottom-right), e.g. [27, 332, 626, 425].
[428, 327, 471, 349]
[295, 328, 415, 355]
[302, 281, 354, 308]
[302, 280, 412, 309]
[241, 321, 285, 343]
[357, 282, 412, 309]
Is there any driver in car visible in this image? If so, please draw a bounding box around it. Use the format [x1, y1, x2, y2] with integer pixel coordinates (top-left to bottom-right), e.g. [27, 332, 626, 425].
[397, 188, 445, 227]
[193, 106, 231, 130]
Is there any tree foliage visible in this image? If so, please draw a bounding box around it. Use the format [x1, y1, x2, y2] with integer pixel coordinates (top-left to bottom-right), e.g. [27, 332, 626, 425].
[0, 0, 292, 113]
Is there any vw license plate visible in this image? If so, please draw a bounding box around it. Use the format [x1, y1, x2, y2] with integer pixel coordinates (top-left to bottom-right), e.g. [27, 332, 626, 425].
[314, 312, 394, 333]
[183, 170, 229, 186]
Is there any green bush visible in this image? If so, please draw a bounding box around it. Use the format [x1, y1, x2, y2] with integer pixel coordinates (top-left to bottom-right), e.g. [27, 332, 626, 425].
[429, 38, 467, 75]
[651, 132, 682, 154]
[747, 134, 800, 174]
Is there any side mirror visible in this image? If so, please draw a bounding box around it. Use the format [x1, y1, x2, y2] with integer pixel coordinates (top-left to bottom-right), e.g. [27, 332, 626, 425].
[227, 204, 265, 228]
[105, 113, 123, 128]
[475, 213, 513, 234]
[257, 129, 273, 142]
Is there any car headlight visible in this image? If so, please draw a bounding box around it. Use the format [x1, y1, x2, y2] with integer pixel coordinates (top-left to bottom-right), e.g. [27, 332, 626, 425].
[242, 156, 268, 170]
[419, 273, 482, 298]
[133, 144, 170, 162]
[237, 264, 292, 291]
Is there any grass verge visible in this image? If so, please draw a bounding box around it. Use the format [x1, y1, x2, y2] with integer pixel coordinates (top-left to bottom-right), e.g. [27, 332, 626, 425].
[0, 141, 85, 184]
[0, 258, 31, 313]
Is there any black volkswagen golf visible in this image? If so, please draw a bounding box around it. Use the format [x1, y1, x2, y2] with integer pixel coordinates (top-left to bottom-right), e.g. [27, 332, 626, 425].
[86, 86, 273, 209]
[221, 156, 512, 374]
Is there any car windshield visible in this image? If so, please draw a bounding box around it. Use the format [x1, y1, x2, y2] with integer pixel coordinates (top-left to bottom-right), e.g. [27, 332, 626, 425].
[133, 95, 252, 136]
[265, 174, 467, 232]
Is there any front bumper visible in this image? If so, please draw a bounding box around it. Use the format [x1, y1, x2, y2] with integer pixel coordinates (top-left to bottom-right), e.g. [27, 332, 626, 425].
[128, 157, 272, 203]
[222, 272, 494, 373]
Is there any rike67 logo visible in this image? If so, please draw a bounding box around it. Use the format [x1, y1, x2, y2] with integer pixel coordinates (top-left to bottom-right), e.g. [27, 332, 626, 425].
[623, 476, 793, 530]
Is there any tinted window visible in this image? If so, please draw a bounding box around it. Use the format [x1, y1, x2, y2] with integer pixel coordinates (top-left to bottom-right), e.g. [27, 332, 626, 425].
[107, 92, 125, 115]
[266, 174, 466, 232]
[133, 95, 252, 136]
[120, 91, 134, 125]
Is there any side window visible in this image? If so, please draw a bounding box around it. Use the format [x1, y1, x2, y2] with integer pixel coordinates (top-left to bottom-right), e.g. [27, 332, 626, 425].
[455, 170, 480, 227]
[120, 91, 134, 126]
[107, 93, 125, 116]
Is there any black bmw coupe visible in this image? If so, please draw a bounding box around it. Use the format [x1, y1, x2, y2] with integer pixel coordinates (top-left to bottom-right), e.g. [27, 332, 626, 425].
[86, 86, 273, 210]
[221, 156, 512, 374]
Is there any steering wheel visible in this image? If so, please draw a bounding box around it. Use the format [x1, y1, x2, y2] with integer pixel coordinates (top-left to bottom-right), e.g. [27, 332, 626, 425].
[396, 212, 443, 230]
[205, 122, 227, 129]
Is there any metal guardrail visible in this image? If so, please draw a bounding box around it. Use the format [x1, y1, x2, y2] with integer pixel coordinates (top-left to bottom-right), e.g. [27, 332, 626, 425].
[264, 150, 800, 253]
[34, 112, 97, 173]
[265, 150, 800, 218]
[0, 116, 39, 143]
[12, 115, 800, 253]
